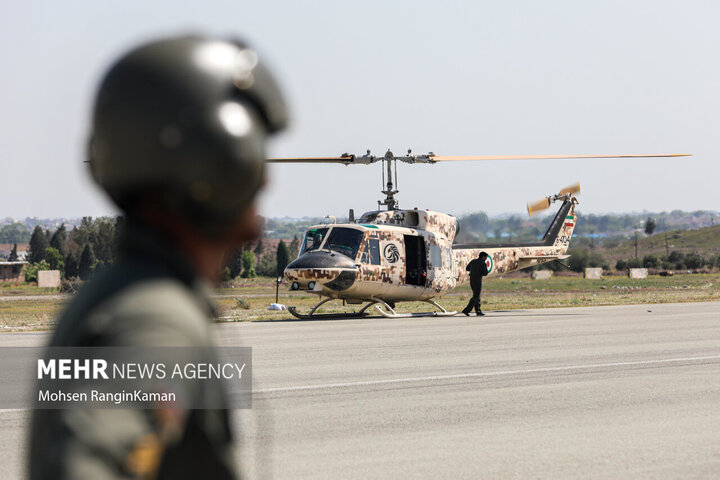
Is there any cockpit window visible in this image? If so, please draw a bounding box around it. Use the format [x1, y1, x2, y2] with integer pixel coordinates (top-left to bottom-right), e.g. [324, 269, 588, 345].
[325, 228, 364, 260]
[300, 228, 329, 254]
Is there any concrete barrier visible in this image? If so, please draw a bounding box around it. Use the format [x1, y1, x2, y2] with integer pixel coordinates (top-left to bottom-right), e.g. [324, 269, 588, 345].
[531, 270, 552, 280]
[629, 268, 648, 279]
[584, 268, 603, 279]
[38, 270, 61, 288]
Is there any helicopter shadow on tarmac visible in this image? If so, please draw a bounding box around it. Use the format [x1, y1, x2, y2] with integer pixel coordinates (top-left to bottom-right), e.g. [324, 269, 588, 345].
[253, 310, 585, 323]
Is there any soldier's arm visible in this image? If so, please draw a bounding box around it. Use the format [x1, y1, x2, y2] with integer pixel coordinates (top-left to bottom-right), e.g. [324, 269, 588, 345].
[31, 282, 218, 480]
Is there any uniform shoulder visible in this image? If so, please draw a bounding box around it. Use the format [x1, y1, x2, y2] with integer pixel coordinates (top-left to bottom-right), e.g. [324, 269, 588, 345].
[53, 263, 214, 347]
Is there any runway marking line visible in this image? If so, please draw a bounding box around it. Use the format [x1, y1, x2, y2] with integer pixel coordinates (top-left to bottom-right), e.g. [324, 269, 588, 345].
[255, 355, 720, 394]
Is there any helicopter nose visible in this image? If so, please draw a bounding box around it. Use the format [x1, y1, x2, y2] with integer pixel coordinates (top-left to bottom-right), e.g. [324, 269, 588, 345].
[286, 251, 355, 270]
[285, 251, 357, 291]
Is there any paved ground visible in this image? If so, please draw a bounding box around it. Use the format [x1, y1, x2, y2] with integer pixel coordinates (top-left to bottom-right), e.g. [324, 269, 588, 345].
[1, 302, 719, 479]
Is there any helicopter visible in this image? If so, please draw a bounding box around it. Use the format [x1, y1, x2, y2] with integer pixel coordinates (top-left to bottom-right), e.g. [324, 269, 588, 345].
[268, 150, 688, 319]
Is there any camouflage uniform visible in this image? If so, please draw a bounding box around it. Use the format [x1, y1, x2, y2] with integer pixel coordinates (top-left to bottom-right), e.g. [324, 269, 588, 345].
[28, 34, 288, 480]
[29, 221, 236, 480]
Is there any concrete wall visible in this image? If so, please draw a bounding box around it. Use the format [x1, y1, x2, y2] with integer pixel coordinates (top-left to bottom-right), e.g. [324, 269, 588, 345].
[38, 270, 61, 288]
[629, 268, 648, 279]
[584, 268, 603, 279]
[531, 270, 552, 280]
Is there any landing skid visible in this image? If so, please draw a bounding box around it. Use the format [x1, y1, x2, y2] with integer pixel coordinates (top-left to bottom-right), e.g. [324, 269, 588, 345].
[374, 299, 457, 318]
[287, 297, 456, 320]
[287, 297, 374, 320]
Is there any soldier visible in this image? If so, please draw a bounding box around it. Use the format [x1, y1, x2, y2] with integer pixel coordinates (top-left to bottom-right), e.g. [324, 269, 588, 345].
[28, 35, 288, 479]
[462, 251, 489, 316]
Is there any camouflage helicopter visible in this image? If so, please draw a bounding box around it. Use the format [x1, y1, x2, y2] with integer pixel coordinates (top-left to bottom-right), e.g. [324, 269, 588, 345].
[268, 150, 687, 319]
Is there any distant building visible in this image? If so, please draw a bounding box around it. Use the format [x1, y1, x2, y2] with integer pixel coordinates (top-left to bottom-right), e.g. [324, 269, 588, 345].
[0, 243, 29, 261]
[0, 261, 27, 283]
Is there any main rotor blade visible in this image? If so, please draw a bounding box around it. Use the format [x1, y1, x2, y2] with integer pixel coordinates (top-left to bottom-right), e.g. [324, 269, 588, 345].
[266, 156, 356, 164]
[427, 153, 690, 162]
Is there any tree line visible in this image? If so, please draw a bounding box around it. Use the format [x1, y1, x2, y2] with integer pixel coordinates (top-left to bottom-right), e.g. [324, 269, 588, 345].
[21, 217, 121, 283]
[17, 216, 302, 284]
[536, 248, 720, 274]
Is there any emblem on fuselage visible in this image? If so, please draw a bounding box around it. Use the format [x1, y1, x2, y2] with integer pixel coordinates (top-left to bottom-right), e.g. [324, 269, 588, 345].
[384, 243, 400, 263]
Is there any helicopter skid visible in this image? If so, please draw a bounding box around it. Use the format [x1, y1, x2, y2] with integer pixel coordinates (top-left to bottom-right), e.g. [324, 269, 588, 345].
[373, 299, 457, 319]
[287, 297, 376, 320]
[287, 297, 455, 320]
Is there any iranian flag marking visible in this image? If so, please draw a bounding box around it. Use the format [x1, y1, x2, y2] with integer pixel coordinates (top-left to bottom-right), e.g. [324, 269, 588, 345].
[564, 215, 575, 227]
[485, 255, 494, 273]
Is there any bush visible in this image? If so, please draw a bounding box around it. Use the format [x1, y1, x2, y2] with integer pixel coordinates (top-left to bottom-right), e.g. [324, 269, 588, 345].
[667, 251, 684, 264]
[642, 254, 660, 269]
[684, 252, 705, 270]
[615, 259, 628, 271]
[45, 247, 65, 273]
[627, 258, 642, 269]
[567, 249, 607, 272]
[241, 251, 257, 278]
[234, 297, 250, 310]
[22, 260, 50, 283]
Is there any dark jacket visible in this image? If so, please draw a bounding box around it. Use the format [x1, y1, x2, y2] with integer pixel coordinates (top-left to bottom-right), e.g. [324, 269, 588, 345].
[466, 257, 489, 289]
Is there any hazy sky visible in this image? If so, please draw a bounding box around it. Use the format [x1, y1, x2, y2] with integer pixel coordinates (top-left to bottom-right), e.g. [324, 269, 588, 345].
[1, 0, 717, 220]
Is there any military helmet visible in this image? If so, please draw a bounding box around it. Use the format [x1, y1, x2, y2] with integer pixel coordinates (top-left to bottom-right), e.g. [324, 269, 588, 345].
[88, 35, 288, 231]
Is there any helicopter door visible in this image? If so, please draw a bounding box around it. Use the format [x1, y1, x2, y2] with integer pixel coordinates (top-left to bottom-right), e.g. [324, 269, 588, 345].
[403, 235, 427, 286]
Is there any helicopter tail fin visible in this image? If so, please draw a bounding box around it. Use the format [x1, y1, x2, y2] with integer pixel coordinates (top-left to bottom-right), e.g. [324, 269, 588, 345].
[540, 198, 577, 251]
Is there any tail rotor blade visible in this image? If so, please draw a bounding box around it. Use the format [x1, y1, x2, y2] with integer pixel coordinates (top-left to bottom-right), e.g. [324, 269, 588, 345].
[527, 198, 551, 217]
[559, 182, 580, 196]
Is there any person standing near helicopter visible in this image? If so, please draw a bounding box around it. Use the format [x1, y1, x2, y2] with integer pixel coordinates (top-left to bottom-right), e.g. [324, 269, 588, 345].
[462, 251, 489, 316]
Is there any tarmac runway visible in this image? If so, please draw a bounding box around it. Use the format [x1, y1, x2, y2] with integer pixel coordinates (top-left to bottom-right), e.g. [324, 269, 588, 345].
[1, 302, 719, 479]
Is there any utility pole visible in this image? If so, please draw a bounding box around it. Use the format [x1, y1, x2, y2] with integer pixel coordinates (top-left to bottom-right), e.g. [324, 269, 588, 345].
[665, 232, 669, 257]
[634, 232, 639, 259]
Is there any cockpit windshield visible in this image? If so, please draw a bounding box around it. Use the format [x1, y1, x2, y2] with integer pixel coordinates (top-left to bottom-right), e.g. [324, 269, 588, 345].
[325, 228, 364, 260]
[300, 228, 329, 254]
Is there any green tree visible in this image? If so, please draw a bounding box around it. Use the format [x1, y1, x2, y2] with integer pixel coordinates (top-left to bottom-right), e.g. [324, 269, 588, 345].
[627, 258, 642, 269]
[644, 218, 656, 235]
[567, 249, 606, 272]
[45, 247, 65, 272]
[79, 244, 96, 280]
[222, 266, 232, 282]
[64, 252, 79, 279]
[289, 235, 300, 259]
[667, 251, 685, 269]
[50, 224, 68, 257]
[642, 254, 659, 269]
[684, 252, 704, 270]
[0, 223, 31, 243]
[22, 260, 50, 283]
[8, 243, 18, 261]
[227, 249, 244, 279]
[94, 217, 116, 265]
[241, 251, 257, 278]
[615, 259, 628, 271]
[256, 252, 276, 277]
[28, 226, 49, 264]
[253, 239, 264, 260]
[276, 240, 291, 277]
